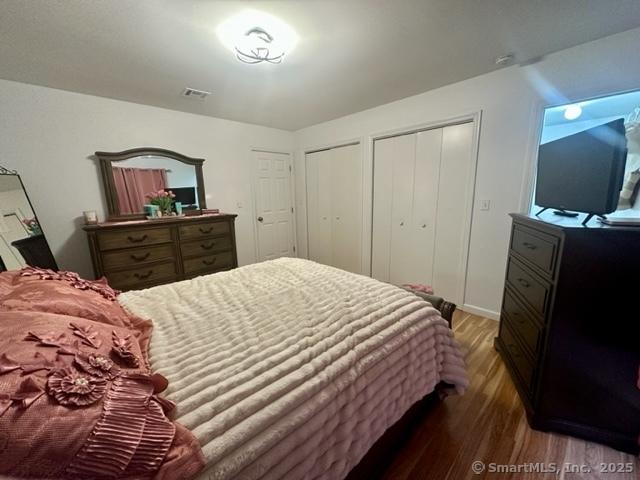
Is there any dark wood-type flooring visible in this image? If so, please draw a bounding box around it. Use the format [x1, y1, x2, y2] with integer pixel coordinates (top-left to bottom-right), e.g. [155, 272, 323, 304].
[382, 311, 639, 480]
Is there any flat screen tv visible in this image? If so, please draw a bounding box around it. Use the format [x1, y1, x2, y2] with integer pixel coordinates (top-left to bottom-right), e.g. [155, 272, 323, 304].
[166, 187, 197, 206]
[535, 119, 627, 223]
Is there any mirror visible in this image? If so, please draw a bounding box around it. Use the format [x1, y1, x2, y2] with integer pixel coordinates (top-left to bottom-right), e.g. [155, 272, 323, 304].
[0, 167, 58, 272]
[97, 148, 206, 221]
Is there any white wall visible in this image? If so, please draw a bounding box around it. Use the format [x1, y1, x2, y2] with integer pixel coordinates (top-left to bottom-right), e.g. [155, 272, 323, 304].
[293, 27, 640, 319]
[0, 79, 294, 277]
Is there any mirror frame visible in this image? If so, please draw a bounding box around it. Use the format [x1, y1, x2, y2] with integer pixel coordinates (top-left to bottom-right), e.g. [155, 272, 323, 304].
[96, 147, 206, 221]
[0, 165, 58, 271]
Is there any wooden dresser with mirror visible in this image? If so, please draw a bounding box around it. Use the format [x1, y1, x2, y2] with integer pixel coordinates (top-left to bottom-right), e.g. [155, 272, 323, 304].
[84, 148, 237, 291]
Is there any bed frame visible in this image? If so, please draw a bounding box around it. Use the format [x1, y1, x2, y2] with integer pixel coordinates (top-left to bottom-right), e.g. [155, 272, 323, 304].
[345, 296, 456, 479]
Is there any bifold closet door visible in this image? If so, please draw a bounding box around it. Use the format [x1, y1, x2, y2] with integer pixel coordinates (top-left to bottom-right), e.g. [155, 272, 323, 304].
[306, 144, 362, 273]
[432, 123, 475, 303]
[372, 122, 475, 304]
[372, 130, 441, 285]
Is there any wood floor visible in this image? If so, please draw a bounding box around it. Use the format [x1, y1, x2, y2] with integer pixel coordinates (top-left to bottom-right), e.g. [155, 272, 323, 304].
[382, 311, 640, 480]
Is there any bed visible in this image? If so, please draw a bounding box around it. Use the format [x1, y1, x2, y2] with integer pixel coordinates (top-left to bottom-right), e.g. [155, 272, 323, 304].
[0, 258, 468, 480]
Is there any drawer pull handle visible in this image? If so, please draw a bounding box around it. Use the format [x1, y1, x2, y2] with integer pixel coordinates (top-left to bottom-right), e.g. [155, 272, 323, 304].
[130, 252, 151, 262]
[202, 258, 217, 266]
[199, 226, 214, 234]
[201, 242, 216, 250]
[522, 242, 537, 250]
[127, 234, 148, 243]
[517, 278, 531, 288]
[133, 270, 153, 280]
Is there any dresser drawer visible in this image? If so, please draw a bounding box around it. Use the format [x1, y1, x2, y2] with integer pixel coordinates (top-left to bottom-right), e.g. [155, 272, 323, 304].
[500, 322, 535, 393]
[183, 251, 234, 275]
[506, 258, 551, 318]
[106, 262, 177, 290]
[101, 244, 175, 271]
[179, 221, 229, 240]
[180, 236, 232, 258]
[511, 225, 559, 276]
[97, 227, 172, 251]
[502, 289, 543, 357]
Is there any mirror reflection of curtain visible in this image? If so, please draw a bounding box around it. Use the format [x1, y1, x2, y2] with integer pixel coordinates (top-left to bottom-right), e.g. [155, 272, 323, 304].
[112, 167, 168, 214]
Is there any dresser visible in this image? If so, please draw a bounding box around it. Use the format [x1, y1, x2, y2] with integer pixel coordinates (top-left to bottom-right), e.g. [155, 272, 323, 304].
[496, 213, 640, 453]
[84, 214, 238, 291]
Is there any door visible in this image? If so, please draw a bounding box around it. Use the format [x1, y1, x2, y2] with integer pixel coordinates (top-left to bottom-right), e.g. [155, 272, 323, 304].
[330, 144, 362, 273]
[306, 149, 333, 266]
[0, 211, 29, 270]
[372, 122, 476, 304]
[431, 123, 476, 304]
[306, 144, 363, 273]
[253, 150, 295, 262]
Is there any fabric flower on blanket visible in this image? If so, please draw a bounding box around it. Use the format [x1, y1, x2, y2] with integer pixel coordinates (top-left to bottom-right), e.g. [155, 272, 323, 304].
[111, 331, 140, 368]
[75, 353, 119, 379]
[69, 322, 102, 349]
[47, 368, 107, 406]
[25, 331, 67, 348]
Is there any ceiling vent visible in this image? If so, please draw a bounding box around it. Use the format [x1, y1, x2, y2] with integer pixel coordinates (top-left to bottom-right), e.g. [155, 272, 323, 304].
[181, 87, 211, 100]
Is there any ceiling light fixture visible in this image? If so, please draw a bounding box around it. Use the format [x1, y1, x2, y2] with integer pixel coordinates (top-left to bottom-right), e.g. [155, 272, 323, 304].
[495, 53, 515, 66]
[216, 10, 298, 65]
[563, 104, 582, 120]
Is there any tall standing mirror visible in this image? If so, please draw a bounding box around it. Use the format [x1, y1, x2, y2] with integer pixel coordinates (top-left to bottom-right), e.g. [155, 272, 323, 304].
[96, 148, 206, 221]
[0, 166, 57, 272]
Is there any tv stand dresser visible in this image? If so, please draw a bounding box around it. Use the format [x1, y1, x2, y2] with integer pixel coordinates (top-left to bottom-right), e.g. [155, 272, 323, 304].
[85, 213, 237, 291]
[495, 213, 640, 453]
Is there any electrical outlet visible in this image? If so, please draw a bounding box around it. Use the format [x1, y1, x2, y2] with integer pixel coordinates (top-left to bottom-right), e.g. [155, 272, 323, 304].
[480, 200, 491, 211]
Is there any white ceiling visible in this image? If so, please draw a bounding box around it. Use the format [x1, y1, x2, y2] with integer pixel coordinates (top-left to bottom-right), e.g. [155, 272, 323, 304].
[1, 1, 640, 131]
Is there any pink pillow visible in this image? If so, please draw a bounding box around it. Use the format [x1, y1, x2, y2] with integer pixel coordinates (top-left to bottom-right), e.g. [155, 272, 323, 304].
[0, 310, 204, 479]
[0, 268, 154, 365]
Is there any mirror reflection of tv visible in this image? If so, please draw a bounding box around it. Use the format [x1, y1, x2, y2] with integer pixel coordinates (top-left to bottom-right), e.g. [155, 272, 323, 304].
[166, 187, 197, 207]
[535, 119, 627, 219]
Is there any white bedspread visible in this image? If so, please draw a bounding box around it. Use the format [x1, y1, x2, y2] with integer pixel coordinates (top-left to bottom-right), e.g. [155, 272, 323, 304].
[118, 258, 468, 480]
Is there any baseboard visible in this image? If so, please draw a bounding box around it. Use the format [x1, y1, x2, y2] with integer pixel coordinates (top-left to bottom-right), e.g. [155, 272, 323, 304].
[461, 304, 500, 320]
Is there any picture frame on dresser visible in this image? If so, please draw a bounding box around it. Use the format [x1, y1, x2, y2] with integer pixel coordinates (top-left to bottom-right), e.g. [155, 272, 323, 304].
[86, 148, 238, 290]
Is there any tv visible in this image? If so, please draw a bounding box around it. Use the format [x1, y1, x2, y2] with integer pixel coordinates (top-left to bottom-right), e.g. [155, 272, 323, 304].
[535, 119, 628, 224]
[166, 187, 197, 206]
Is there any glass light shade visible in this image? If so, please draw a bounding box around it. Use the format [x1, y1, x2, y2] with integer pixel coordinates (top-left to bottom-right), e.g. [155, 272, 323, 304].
[216, 10, 298, 64]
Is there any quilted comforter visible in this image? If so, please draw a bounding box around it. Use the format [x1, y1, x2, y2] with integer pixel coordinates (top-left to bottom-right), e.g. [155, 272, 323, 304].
[118, 258, 468, 480]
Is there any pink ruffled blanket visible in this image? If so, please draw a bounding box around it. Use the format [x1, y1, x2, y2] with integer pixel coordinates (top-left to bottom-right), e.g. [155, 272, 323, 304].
[0, 269, 204, 479]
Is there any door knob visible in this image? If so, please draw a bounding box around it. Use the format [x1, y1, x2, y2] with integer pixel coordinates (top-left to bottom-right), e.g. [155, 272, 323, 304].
[257, 216, 264, 222]
[421, 224, 427, 228]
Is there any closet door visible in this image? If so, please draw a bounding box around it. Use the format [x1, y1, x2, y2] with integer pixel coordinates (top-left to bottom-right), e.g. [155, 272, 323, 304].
[306, 144, 362, 273]
[372, 122, 475, 304]
[331, 144, 362, 273]
[408, 128, 442, 284]
[372, 135, 400, 282]
[306, 149, 333, 266]
[432, 123, 475, 304]
[387, 134, 419, 285]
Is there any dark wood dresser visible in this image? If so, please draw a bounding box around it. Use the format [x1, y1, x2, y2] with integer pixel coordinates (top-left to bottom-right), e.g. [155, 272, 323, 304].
[84, 214, 237, 291]
[496, 213, 640, 454]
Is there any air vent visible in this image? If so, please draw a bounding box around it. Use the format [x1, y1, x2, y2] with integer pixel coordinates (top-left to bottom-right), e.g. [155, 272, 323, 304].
[181, 87, 211, 99]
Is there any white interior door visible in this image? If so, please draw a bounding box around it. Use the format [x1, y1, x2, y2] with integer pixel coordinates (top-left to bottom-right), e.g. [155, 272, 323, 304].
[330, 144, 362, 273]
[306, 144, 362, 273]
[432, 123, 475, 304]
[0, 212, 29, 270]
[253, 150, 295, 262]
[306, 149, 333, 265]
[372, 121, 476, 305]
[387, 133, 418, 285]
